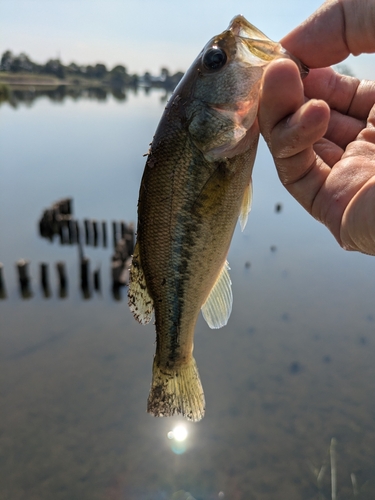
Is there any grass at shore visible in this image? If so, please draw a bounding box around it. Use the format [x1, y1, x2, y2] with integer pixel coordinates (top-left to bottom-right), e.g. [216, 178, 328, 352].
[0, 71, 106, 88]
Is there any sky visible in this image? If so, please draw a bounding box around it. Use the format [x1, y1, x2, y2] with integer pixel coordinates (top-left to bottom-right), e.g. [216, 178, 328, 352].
[1, 0, 375, 79]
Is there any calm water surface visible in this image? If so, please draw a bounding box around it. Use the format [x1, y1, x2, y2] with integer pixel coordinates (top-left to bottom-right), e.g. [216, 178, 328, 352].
[1, 90, 375, 500]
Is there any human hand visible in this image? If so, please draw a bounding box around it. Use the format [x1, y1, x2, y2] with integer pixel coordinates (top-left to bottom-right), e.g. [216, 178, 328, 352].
[259, 0, 375, 255]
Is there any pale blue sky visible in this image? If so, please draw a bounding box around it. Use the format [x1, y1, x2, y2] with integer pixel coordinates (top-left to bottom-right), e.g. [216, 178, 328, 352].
[1, 0, 375, 78]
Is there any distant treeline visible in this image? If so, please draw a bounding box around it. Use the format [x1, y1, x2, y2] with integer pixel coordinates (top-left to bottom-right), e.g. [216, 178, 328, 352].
[0, 50, 184, 89]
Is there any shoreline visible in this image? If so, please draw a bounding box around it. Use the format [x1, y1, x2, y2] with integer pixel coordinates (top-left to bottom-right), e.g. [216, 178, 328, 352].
[0, 72, 108, 88]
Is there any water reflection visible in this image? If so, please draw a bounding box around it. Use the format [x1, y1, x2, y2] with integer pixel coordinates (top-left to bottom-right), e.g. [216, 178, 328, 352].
[167, 425, 189, 455]
[171, 492, 197, 500]
[2, 83, 174, 107]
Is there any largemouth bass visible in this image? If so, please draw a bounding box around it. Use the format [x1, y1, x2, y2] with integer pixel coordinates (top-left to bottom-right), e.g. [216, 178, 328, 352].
[128, 15, 308, 422]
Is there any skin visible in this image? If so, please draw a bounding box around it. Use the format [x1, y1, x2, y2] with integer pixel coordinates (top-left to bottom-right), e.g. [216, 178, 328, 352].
[258, 0, 375, 255]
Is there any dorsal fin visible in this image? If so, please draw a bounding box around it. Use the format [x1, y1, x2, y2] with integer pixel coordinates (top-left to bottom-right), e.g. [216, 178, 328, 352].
[128, 241, 154, 324]
[201, 260, 232, 329]
[239, 179, 252, 231]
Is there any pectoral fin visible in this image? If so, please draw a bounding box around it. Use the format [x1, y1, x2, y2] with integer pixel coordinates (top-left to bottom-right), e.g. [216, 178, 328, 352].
[201, 260, 232, 329]
[239, 179, 252, 231]
[128, 241, 154, 324]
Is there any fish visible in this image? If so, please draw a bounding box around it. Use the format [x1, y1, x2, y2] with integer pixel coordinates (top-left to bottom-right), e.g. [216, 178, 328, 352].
[128, 15, 308, 422]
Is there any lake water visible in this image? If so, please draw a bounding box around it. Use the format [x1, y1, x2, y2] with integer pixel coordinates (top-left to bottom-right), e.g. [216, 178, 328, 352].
[1, 89, 375, 500]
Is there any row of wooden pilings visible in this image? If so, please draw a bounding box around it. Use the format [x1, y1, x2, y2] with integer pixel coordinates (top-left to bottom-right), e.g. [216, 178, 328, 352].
[1, 198, 135, 301]
[0, 254, 131, 301]
[0, 259, 91, 300]
[40, 216, 133, 249]
[39, 198, 134, 250]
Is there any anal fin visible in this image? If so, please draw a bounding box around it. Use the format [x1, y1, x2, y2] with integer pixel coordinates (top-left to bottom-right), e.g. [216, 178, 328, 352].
[201, 260, 232, 329]
[128, 241, 154, 324]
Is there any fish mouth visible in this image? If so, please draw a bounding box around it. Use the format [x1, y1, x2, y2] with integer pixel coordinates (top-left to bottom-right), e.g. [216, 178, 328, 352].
[228, 14, 268, 40]
[228, 14, 309, 78]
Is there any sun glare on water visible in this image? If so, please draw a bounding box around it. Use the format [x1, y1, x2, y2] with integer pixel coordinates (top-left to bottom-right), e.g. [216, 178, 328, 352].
[168, 425, 188, 442]
[167, 424, 189, 454]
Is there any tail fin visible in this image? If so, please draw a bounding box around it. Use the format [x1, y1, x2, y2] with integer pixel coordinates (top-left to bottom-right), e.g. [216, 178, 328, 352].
[147, 357, 205, 422]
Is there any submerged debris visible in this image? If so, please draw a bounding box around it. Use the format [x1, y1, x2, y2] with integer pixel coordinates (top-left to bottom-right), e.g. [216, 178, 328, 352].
[289, 361, 302, 374]
[275, 202, 283, 213]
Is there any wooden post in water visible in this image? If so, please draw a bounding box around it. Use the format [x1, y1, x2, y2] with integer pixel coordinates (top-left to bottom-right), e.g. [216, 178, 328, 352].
[93, 267, 101, 293]
[58, 218, 66, 244]
[92, 220, 99, 247]
[40, 262, 51, 298]
[68, 218, 77, 244]
[16, 259, 32, 299]
[0, 262, 6, 299]
[102, 221, 107, 247]
[125, 223, 134, 256]
[120, 220, 126, 240]
[58, 198, 72, 215]
[75, 220, 81, 245]
[112, 221, 118, 248]
[84, 219, 92, 246]
[80, 257, 91, 299]
[39, 198, 73, 243]
[56, 261, 68, 298]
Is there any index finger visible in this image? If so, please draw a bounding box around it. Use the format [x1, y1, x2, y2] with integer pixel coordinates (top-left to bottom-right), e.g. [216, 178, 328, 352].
[259, 58, 330, 187]
[281, 0, 375, 67]
[303, 68, 375, 121]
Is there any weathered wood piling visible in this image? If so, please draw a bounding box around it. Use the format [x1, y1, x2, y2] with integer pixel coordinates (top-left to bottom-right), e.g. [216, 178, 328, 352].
[0, 263, 6, 299]
[92, 220, 99, 247]
[40, 262, 51, 298]
[56, 261, 68, 298]
[111, 222, 134, 298]
[24, 198, 135, 299]
[93, 267, 101, 293]
[84, 219, 92, 246]
[102, 221, 107, 247]
[112, 221, 118, 248]
[16, 259, 32, 299]
[80, 257, 91, 299]
[39, 198, 129, 251]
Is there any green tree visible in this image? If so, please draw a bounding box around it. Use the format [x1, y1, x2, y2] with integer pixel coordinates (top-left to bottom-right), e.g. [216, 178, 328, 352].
[109, 65, 128, 86]
[160, 67, 169, 80]
[93, 63, 107, 79]
[0, 50, 13, 71]
[43, 59, 65, 79]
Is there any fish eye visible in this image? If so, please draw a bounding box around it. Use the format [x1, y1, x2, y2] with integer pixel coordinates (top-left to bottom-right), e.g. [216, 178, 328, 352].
[203, 47, 227, 71]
